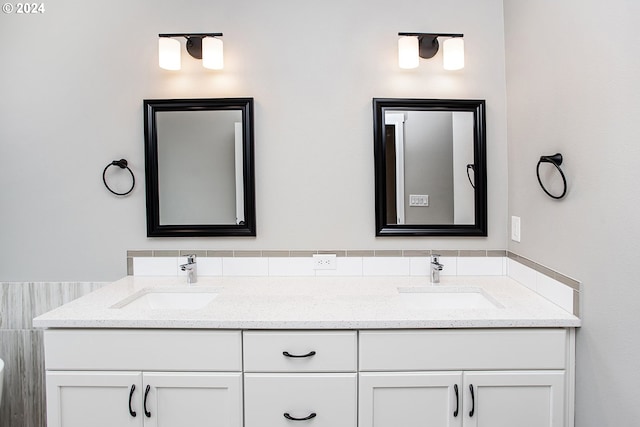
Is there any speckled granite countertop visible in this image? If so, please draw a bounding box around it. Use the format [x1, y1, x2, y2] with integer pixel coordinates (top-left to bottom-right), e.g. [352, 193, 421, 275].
[33, 275, 580, 329]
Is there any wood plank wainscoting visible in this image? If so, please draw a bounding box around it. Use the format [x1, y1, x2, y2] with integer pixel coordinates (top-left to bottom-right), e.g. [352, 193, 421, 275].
[0, 282, 106, 427]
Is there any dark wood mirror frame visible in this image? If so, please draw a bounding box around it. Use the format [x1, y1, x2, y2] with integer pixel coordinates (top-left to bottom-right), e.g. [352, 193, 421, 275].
[144, 98, 256, 237]
[373, 98, 487, 236]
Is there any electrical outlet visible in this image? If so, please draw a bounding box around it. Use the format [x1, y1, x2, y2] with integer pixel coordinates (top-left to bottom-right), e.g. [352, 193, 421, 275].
[313, 254, 337, 270]
[511, 216, 521, 242]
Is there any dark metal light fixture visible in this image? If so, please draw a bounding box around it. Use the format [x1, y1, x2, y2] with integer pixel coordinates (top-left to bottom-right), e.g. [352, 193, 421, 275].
[398, 32, 464, 70]
[158, 33, 224, 70]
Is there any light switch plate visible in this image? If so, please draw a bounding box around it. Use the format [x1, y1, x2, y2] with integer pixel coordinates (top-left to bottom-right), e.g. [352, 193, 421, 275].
[409, 194, 429, 207]
[511, 216, 521, 242]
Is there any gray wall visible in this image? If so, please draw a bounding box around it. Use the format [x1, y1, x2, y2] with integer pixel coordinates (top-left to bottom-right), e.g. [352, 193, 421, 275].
[504, 0, 640, 425]
[0, 0, 509, 282]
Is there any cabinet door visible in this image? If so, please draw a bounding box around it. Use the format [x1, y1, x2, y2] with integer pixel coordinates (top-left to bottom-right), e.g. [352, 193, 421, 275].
[359, 372, 463, 427]
[142, 372, 242, 427]
[245, 373, 357, 427]
[464, 371, 565, 427]
[46, 371, 142, 427]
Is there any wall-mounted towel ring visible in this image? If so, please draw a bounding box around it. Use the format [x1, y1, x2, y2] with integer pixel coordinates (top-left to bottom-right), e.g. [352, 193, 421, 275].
[536, 153, 566, 199]
[466, 164, 475, 189]
[103, 159, 135, 196]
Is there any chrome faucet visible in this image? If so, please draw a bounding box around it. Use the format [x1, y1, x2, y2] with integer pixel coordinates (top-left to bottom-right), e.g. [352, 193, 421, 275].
[430, 254, 444, 283]
[180, 254, 198, 285]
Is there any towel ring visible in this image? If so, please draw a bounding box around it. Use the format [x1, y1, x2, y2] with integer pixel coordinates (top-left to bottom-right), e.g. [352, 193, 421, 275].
[103, 159, 135, 196]
[536, 153, 566, 199]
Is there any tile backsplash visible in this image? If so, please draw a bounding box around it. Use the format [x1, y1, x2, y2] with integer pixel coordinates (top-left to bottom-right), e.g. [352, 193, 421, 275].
[128, 250, 506, 275]
[505, 253, 581, 317]
[127, 249, 581, 317]
[130, 253, 507, 278]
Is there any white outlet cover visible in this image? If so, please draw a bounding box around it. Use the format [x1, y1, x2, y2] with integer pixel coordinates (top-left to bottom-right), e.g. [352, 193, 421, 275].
[312, 254, 337, 270]
[511, 216, 521, 242]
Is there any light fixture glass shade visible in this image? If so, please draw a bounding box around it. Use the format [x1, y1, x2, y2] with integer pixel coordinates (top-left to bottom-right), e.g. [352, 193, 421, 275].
[443, 38, 465, 70]
[202, 37, 224, 70]
[398, 36, 419, 69]
[159, 38, 181, 70]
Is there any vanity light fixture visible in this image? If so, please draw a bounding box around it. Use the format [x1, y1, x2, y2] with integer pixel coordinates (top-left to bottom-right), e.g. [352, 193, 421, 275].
[398, 32, 464, 70]
[158, 33, 224, 71]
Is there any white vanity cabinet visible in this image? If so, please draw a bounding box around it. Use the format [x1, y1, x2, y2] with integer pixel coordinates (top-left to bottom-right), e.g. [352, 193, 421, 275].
[243, 331, 358, 427]
[42, 328, 575, 427]
[46, 371, 142, 427]
[43, 330, 243, 427]
[359, 329, 574, 427]
[359, 371, 461, 427]
[461, 370, 565, 427]
[46, 371, 242, 427]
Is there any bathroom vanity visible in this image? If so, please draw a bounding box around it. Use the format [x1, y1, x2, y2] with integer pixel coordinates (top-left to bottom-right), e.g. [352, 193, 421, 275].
[34, 276, 579, 427]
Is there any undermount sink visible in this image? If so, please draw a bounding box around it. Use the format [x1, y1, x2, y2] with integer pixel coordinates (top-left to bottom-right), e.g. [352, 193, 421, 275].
[112, 288, 220, 310]
[397, 287, 501, 310]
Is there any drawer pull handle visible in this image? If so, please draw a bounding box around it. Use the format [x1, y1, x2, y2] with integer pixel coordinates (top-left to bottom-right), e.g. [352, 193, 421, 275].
[284, 412, 317, 421]
[283, 351, 317, 358]
[453, 384, 459, 417]
[469, 384, 475, 417]
[128, 384, 137, 417]
[144, 385, 151, 418]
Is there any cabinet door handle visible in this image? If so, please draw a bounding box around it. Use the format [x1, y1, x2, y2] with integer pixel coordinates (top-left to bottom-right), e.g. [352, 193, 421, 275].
[143, 384, 151, 418]
[283, 412, 317, 421]
[453, 384, 459, 417]
[282, 351, 316, 358]
[469, 384, 475, 417]
[128, 384, 137, 417]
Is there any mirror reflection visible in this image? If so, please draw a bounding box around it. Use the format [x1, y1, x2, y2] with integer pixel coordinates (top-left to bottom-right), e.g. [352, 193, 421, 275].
[374, 99, 487, 236]
[144, 98, 256, 237]
[156, 110, 244, 225]
[384, 110, 475, 225]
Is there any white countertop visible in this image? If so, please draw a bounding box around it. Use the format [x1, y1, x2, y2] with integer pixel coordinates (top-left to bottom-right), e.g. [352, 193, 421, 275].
[33, 275, 580, 329]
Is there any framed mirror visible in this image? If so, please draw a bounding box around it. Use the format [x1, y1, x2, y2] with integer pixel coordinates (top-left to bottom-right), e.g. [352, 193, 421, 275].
[144, 98, 256, 237]
[373, 98, 487, 236]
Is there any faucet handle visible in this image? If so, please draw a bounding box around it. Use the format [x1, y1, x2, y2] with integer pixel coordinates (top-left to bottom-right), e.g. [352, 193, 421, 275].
[431, 254, 441, 263]
[184, 254, 197, 263]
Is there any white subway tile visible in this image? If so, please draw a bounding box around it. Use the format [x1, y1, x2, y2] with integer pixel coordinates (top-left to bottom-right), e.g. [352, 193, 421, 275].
[362, 257, 410, 276]
[507, 258, 537, 291]
[409, 257, 430, 276]
[536, 273, 574, 313]
[439, 257, 457, 276]
[316, 257, 363, 276]
[457, 257, 504, 276]
[269, 257, 315, 276]
[191, 257, 223, 276]
[222, 257, 269, 276]
[132, 257, 178, 276]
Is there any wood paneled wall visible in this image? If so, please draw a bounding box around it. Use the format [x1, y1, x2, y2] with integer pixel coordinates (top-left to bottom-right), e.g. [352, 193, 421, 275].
[0, 282, 105, 427]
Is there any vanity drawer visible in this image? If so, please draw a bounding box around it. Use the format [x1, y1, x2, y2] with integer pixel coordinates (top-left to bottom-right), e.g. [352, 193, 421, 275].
[243, 331, 357, 372]
[244, 373, 357, 427]
[360, 328, 567, 371]
[44, 329, 242, 371]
